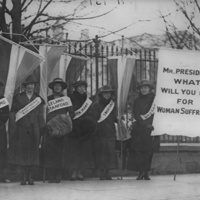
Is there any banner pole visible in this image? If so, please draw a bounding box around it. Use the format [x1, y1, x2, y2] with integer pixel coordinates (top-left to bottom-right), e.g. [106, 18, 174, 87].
[120, 35, 125, 180]
[174, 135, 180, 181]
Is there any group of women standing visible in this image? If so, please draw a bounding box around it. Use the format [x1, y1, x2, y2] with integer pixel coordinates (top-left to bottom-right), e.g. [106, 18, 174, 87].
[0, 75, 159, 185]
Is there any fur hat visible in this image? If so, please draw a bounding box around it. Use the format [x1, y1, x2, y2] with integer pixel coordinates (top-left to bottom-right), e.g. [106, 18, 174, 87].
[23, 75, 37, 86]
[48, 78, 68, 90]
[98, 85, 114, 96]
[73, 80, 87, 89]
[137, 79, 154, 90]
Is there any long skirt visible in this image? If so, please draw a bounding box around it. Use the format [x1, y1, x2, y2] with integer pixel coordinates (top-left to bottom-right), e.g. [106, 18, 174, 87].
[127, 150, 153, 172]
[8, 125, 40, 166]
[62, 136, 95, 170]
[94, 139, 118, 169]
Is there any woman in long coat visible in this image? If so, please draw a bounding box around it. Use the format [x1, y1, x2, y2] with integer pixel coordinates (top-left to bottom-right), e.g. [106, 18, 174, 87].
[0, 82, 10, 182]
[43, 78, 74, 183]
[8, 75, 45, 185]
[63, 80, 96, 181]
[127, 80, 160, 180]
[91, 85, 118, 180]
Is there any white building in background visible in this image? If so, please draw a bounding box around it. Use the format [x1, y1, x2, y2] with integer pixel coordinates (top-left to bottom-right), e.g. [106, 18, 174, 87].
[80, 29, 89, 40]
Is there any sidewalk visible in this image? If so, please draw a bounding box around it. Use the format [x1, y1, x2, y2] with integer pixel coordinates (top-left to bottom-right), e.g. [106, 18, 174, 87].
[0, 174, 200, 200]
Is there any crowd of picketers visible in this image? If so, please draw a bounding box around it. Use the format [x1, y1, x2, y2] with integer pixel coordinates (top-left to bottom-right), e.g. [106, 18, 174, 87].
[0, 76, 159, 185]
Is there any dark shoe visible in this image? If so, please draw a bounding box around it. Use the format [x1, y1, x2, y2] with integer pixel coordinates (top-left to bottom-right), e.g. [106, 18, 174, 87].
[27, 170, 34, 185]
[48, 179, 54, 183]
[77, 177, 84, 181]
[105, 176, 112, 180]
[105, 170, 112, 180]
[55, 177, 61, 183]
[136, 172, 144, 180]
[99, 170, 105, 180]
[28, 179, 34, 185]
[144, 172, 150, 180]
[2, 178, 10, 183]
[70, 177, 76, 181]
[20, 181, 26, 185]
[55, 175, 61, 183]
[20, 169, 27, 185]
[54, 170, 61, 183]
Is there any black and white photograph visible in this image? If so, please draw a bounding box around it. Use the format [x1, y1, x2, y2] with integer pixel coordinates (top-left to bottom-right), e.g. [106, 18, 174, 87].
[0, 0, 200, 199]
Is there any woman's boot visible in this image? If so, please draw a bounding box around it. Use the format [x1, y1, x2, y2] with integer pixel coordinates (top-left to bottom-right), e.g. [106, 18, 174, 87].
[144, 171, 150, 180]
[105, 169, 112, 180]
[70, 170, 77, 181]
[136, 171, 144, 180]
[99, 169, 105, 180]
[77, 170, 84, 181]
[48, 168, 55, 183]
[20, 168, 27, 185]
[55, 169, 61, 183]
[27, 170, 34, 185]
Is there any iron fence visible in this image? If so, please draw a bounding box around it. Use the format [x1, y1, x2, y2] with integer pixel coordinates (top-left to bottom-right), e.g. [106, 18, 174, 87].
[34, 37, 200, 144]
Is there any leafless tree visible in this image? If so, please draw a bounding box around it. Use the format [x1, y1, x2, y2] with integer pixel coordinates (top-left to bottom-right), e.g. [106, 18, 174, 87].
[160, 0, 200, 50]
[0, 0, 115, 43]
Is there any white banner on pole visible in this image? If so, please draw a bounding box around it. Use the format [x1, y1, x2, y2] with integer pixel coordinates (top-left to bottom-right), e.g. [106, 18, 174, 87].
[152, 48, 200, 137]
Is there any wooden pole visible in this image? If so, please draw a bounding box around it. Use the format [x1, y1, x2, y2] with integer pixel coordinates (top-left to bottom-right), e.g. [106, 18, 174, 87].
[120, 35, 125, 180]
[174, 135, 180, 181]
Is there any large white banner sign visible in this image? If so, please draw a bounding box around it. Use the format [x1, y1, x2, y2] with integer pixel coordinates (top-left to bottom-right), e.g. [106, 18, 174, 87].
[152, 49, 200, 137]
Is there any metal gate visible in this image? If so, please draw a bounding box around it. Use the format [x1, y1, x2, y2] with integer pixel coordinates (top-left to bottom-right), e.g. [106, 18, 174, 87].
[36, 36, 200, 144]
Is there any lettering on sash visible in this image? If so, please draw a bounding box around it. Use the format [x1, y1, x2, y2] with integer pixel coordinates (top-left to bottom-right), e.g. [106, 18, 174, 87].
[15, 97, 42, 122]
[140, 102, 155, 120]
[0, 97, 9, 109]
[73, 98, 92, 119]
[47, 96, 72, 114]
[97, 100, 115, 123]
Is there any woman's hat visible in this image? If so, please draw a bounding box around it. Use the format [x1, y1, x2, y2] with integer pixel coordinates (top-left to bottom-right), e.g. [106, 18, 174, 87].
[137, 79, 154, 90]
[48, 78, 68, 90]
[98, 85, 115, 95]
[72, 80, 87, 89]
[23, 75, 37, 85]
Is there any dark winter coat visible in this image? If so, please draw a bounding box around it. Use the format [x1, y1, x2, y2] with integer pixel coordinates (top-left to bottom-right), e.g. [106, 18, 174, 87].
[127, 92, 160, 172]
[0, 95, 9, 168]
[8, 92, 45, 166]
[62, 91, 96, 169]
[43, 94, 74, 169]
[91, 96, 118, 169]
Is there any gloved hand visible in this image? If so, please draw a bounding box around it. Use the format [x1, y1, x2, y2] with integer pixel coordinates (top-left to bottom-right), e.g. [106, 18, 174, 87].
[146, 124, 154, 131]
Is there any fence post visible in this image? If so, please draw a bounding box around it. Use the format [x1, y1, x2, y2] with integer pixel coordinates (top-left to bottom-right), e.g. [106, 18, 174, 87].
[93, 35, 101, 92]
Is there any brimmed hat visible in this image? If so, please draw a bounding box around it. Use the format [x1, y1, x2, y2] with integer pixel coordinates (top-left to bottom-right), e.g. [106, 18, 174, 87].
[48, 78, 68, 90]
[23, 75, 37, 85]
[137, 79, 154, 90]
[73, 80, 87, 89]
[98, 85, 114, 95]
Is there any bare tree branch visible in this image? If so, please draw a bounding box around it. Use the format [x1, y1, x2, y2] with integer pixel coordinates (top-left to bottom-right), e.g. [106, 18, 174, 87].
[175, 0, 200, 35]
[22, 0, 34, 13]
[194, 0, 200, 13]
[23, 0, 53, 36]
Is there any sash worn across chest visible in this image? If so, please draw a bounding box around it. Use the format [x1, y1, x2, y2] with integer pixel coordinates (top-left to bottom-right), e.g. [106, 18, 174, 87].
[140, 101, 155, 120]
[47, 96, 72, 114]
[73, 98, 92, 119]
[97, 100, 115, 123]
[0, 97, 9, 109]
[15, 97, 42, 122]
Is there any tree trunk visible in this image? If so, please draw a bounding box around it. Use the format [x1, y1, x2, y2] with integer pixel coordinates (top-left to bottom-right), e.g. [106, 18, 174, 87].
[0, 7, 9, 39]
[11, 0, 22, 43]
